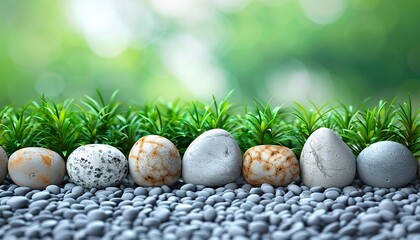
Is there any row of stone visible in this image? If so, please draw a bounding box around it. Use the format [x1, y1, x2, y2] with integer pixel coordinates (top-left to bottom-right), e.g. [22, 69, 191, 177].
[0, 128, 418, 190]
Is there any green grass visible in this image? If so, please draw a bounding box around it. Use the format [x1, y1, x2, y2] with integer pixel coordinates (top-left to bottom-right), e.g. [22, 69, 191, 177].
[0, 91, 419, 159]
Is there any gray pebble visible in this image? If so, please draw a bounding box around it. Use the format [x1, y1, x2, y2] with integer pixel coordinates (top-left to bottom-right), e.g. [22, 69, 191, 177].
[408, 222, 420, 233]
[247, 194, 261, 204]
[134, 187, 148, 196]
[203, 208, 217, 221]
[86, 221, 105, 237]
[288, 184, 302, 195]
[14, 187, 32, 196]
[378, 200, 396, 214]
[228, 225, 246, 235]
[151, 208, 170, 222]
[325, 190, 340, 200]
[143, 217, 161, 228]
[7, 196, 29, 209]
[311, 192, 326, 202]
[261, 183, 275, 194]
[46, 185, 61, 194]
[122, 208, 139, 221]
[175, 204, 193, 212]
[248, 221, 268, 234]
[32, 191, 51, 201]
[87, 209, 107, 221]
[149, 188, 163, 196]
[359, 221, 381, 235]
[222, 192, 236, 201]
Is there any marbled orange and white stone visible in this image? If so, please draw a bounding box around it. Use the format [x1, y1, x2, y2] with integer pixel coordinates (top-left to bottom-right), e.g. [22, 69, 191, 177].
[129, 135, 181, 187]
[243, 145, 299, 187]
[8, 147, 65, 189]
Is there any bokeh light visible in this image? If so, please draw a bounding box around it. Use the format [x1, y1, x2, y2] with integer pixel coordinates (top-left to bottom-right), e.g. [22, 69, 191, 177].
[0, 0, 419, 107]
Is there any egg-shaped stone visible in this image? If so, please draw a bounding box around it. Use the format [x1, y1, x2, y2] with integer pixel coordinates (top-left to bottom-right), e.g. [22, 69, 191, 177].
[8, 147, 65, 189]
[129, 135, 181, 187]
[357, 141, 417, 188]
[243, 145, 299, 187]
[182, 129, 242, 187]
[1, 146, 8, 184]
[300, 127, 356, 188]
[67, 144, 128, 189]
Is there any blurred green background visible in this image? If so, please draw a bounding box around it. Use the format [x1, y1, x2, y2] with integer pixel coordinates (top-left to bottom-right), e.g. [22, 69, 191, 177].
[0, 0, 419, 107]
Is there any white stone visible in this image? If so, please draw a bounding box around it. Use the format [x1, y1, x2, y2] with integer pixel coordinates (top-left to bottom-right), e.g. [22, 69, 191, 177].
[357, 141, 417, 188]
[182, 129, 242, 187]
[67, 144, 128, 189]
[8, 147, 66, 189]
[0, 146, 8, 184]
[129, 135, 181, 187]
[300, 127, 356, 188]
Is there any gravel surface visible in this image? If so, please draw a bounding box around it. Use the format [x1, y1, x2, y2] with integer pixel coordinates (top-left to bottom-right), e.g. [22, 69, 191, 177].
[2, 176, 420, 240]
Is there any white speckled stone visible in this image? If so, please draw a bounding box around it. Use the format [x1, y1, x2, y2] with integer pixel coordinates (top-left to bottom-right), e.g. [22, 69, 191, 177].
[300, 128, 356, 188]
[357, 141, 417, 188]
[129, 135, 181, 187]
[8, 147, 66, 189]
[0, 146, 8, 184]
[67, 144, 128, 189]
[182, 129, 242, 187]
[243, 145, 299, 187]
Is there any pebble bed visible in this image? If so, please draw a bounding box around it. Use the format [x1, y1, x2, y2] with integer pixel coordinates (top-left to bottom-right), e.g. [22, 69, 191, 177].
[2, 177, 420, 240]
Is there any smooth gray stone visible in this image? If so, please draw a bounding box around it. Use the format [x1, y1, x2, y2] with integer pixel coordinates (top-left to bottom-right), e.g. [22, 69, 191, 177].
[357, 141, 417, 188]
[261, 184, 275, 194]
[248, 221, 269, 234]
[121, 193, 134, 201]
[222, 192, 235, 201]
[122, 208, 139, 221]
[151, 208, 170, 222]
[310, 192, 326, 202]
[246, 194, 261, 204]
[274, 204, 290, 213]
[359, 221, 381, 235]
[203, 208, 217, 221]
[41, 219, 58, 228]
[143, 217, 161, 228]
[30, 200, 49, 209]
[360, 213, 382, 222]
[175, 204, 193, 212]
[325, 190, 340, 200]
[45, 185, 61, 194]
[339, 225, 358, 236]
[181, 183, 196, 192]
[378, 200, 397, 214]
[343, 186, 357, 195]
[87, 209, 107, 221]
[134, 187, 148, 196]
[228, 225, 246, 235]
[14, 187, 32, 196]
[288, 184, 302, 195]
[175, 189, 187, 198]
[182, 129, 242, 187]
[86, 221, 105, 237]
[408, 222, 420, 233]
[0, 191, 13, 198]
[323, 222, 340, 233]
[291, 230, 310, 240]
[149, 188, 163, 196]
[7, 196, 29, 209]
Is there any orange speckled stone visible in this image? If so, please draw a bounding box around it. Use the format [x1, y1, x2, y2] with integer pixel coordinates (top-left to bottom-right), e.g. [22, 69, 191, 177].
[8, 147, 66, 190]
[243, 145, 299, 187]
[0, 146, 7, 184]
[129, 135, 181, 187]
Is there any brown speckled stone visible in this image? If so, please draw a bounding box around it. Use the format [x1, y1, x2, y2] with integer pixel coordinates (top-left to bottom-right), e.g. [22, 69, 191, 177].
[243, 145, 299, 187]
